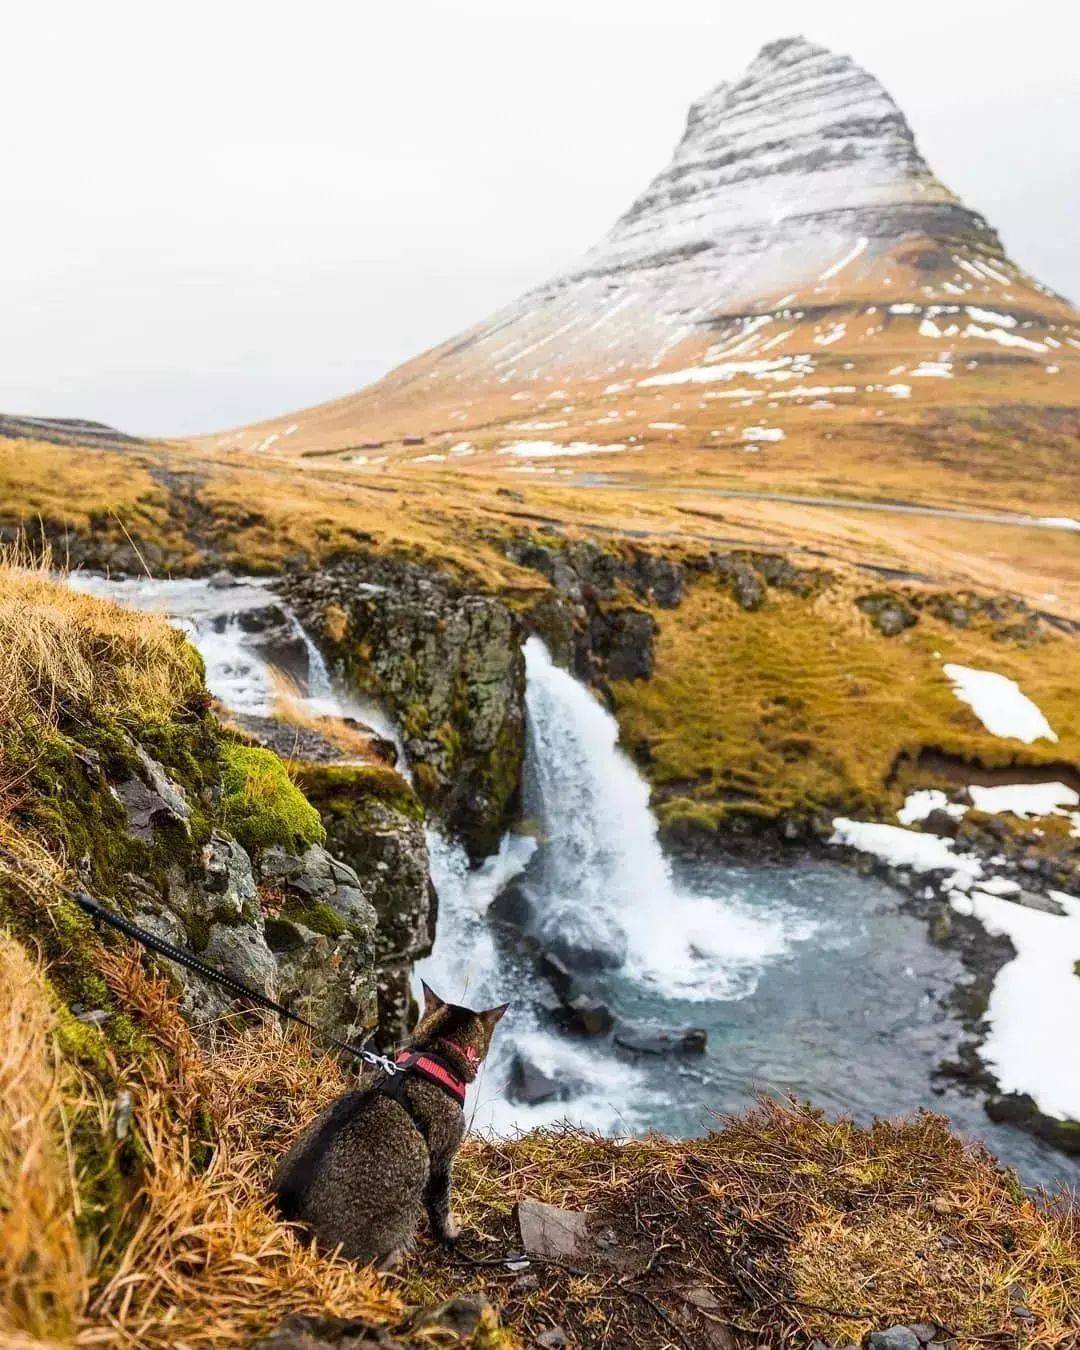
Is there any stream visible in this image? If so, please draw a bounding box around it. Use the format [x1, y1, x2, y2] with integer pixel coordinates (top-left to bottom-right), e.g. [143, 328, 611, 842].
[69, 573, 1080, 1189]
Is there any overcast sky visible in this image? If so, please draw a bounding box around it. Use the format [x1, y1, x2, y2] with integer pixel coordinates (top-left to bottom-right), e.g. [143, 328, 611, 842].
[2, 1, 1077, 437]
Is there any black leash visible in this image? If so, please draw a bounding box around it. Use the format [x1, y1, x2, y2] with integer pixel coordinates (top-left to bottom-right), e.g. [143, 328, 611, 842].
[71, 888, 400, 1076]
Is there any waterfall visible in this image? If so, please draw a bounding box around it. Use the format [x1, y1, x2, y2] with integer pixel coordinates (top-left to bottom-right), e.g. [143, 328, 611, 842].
[521, 636, 676, 971]
[521, 637, 795, 1000]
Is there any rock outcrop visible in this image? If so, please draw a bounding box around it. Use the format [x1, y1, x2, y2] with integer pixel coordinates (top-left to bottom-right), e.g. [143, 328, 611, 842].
[284, 558, 526, 860]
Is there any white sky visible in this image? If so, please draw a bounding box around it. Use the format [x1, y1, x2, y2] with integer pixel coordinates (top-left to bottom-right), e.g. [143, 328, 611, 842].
[2, 0, 1077, 437]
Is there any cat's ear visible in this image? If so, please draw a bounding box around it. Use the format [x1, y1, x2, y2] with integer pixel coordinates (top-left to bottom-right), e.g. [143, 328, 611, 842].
[479, 1002, 510, 1031]
[420, 981, 446, 1018]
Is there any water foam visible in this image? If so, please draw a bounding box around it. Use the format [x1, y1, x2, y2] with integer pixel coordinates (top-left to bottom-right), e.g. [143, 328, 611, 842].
[522, 637, 806, 999]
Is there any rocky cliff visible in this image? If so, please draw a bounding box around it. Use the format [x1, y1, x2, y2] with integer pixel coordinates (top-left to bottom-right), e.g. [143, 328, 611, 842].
[284, 556, 526, 861]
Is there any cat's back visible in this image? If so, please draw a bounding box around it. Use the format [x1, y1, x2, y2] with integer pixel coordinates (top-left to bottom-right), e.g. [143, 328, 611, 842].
[274, 1086, 430, 1264]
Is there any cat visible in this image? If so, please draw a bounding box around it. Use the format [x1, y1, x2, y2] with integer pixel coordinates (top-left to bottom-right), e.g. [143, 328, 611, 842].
[272, 982, 508, 1266]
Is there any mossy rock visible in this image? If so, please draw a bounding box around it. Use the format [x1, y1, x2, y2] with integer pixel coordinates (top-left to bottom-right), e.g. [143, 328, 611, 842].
[292, 762, 425, 824]
[220, 743, 326, 855]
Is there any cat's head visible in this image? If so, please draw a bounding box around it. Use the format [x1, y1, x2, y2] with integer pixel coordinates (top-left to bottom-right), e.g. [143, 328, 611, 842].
[412, 981, 509, 1079]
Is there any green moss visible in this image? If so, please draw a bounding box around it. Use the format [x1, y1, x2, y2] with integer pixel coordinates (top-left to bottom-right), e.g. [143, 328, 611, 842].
[219, 742, 326, 855]
[280, 899, 347, 939]
[292, 761, 425, 823]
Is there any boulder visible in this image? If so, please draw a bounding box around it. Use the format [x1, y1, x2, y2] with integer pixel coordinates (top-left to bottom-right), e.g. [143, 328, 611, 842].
[516, 1198, 588, 1262]
[508, 1055, 569, 1106]
[557, 994, 615, 1038]
[868, 1330, 921, 1350]
[613, 1022, 707, 1055]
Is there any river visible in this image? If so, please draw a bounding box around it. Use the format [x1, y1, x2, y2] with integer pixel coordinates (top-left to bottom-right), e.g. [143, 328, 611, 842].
[69, 573, 1079, 1189]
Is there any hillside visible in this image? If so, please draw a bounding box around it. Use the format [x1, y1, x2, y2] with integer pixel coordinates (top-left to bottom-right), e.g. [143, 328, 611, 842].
[2, 559, 1078, 1348]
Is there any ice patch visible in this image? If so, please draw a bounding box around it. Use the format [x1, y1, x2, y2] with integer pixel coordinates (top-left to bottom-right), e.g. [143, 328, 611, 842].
[943, 664, 1058, 744]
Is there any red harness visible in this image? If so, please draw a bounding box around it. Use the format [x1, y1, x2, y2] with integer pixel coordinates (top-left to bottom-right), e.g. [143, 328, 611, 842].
[394, 1049, 467, 1107]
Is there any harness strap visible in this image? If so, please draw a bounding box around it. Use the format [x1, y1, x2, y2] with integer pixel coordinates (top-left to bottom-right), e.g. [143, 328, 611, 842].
[393, 1050, 467, 1107]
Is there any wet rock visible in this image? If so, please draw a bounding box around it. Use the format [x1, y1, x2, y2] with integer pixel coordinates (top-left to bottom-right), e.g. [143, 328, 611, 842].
[868, 1330, 921, 1350]
[207, 570, 238, 589]
[558, 994, 615, 1037]
[923, 808, 960, 838]
[908, 1325, 942, 1344]
[489, 879, 536, 929]
[613, 1022, 707, 1055]
[588, 607, 657, 679]
[294, 764, 431, 1043]
[1014, 888, 1066, 916]
[284, 558, 526, 861]
[516, 1199, 588, 1262]
[253, 1313, 402, 1349]
[543, 923, 627, 973]
[509, 1055, 566, 1106]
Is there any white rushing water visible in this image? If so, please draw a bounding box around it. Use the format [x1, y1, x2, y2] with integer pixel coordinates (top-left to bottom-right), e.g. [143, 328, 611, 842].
[520, 637, 807, 1000]
[66, 574, 399, 746]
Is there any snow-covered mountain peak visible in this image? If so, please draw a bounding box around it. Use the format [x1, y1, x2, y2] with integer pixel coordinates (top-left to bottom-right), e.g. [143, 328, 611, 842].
[585, 35, 992, 283]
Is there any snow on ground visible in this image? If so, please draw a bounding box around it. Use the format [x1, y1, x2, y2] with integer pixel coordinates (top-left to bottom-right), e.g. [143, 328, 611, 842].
[943, 664, 1058, 744]
[966, 306, 1017, 328]
[639, 356, 812, 387]
[968, 783, 1078, 819]
[897, 790, 967, 826]
[818, 236, 868, 281]
[899, 783, 1079, 829]
[911, 361, 953, 378]
[948, 886, 1080, 1120]
[1037, 517, 1080, 532]
[829, 818, 982, 886]
[498, 441, 629, 460]
[963, 323, 1048, 353]
[648, 422, 684, 430]
[743, 426, 785, 442]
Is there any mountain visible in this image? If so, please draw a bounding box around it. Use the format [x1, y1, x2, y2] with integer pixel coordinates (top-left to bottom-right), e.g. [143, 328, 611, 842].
[202, 34, 1078, 510]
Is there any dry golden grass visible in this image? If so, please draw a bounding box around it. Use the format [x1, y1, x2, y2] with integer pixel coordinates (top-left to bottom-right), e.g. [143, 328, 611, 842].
[0, 930, 87, 1346]
[413, 1104, 1080, 1348]
[613, 573, 1080, 834]
[0, 546, 201, 795]
[0, 440, 168, 539]
[266, 671, 389, 763]
[77, 952, 402, 1349]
